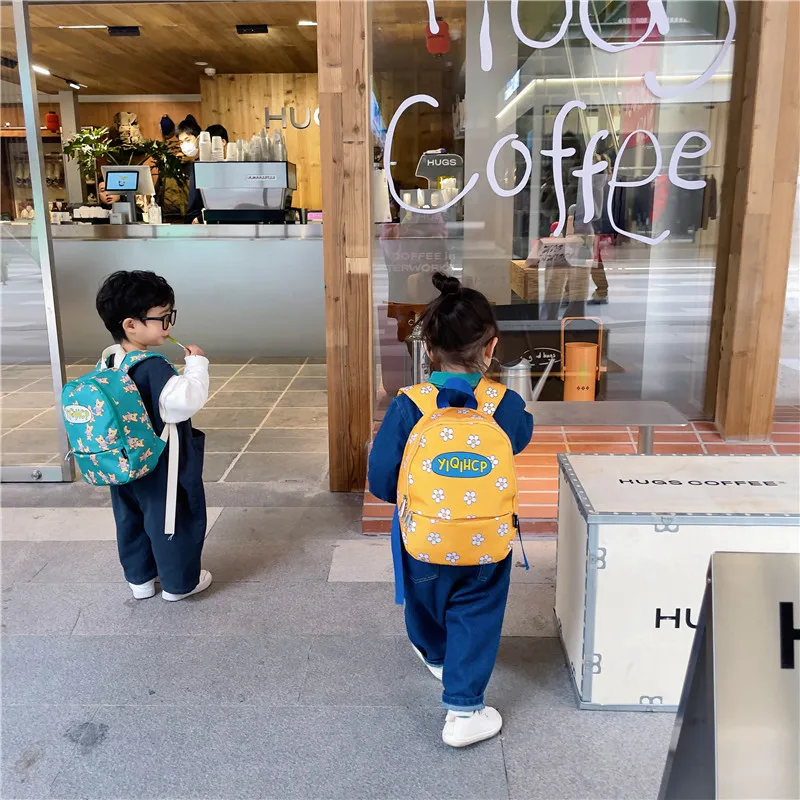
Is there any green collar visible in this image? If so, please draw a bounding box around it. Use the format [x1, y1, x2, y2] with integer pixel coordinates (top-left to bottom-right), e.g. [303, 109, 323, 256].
[429, 371, 483, 389]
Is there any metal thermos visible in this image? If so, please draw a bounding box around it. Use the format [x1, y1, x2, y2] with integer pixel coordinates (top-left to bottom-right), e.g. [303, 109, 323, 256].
[407, 317, 430, 384]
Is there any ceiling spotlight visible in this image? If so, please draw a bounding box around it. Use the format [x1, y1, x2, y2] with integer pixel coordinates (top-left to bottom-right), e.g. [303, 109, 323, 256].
[298, 20, 317, 27]
[195, 61, 208, 66]
[66, 80, 81, 90]
[108, 26, 140, 37]
[236, 24, 269, 35]
[58, 25, 107, 29]
[33, 65, 50, 75]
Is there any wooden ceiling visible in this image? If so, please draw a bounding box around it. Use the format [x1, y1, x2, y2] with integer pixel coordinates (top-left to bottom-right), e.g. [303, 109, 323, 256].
[0, 1, 467, 96]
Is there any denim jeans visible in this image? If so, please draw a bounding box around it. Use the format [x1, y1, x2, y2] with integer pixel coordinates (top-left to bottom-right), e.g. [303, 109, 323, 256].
[402, 547, 512, 711]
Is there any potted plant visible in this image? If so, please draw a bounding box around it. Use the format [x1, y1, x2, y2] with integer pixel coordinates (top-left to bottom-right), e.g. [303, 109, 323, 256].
[62, 126, 121, 192]
[63, 127, 188, 208]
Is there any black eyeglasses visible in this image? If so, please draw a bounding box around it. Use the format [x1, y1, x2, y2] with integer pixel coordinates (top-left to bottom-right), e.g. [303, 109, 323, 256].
[140, 309, 177, 330]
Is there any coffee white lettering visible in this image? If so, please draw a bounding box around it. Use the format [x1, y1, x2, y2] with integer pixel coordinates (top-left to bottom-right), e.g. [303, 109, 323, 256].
[487, 135, 532, 198]
[426, 0, 439, 33]
[608, 129, 669, 245]
[511, 0, 572, 49]
[669, 132, 711, 190]
[573, 129, 610, 223]
[579, 0, 669, 53]
[541, 101, 581, 236]
[387, 0, 736, 244]
[644, 0, 735, 98]
[384, 95, 479, 215]
[480, 0, 493, 71]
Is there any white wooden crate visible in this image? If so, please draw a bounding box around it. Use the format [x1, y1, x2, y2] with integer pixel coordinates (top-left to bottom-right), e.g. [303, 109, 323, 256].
[555, 454, 800, 711]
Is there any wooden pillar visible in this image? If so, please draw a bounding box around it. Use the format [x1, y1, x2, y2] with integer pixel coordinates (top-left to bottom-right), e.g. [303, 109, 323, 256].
[707, 0, 800, 440]
[317, 0, 374, 491]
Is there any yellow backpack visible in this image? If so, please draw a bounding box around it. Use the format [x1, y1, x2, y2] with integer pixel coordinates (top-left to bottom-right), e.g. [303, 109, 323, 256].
[397, 378, 519, 566]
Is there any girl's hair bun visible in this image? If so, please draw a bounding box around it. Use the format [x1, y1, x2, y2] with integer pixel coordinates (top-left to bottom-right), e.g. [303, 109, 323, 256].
[431, 271, 461, 296]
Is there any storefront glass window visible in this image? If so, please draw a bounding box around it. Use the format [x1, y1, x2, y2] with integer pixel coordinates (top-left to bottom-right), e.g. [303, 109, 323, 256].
[371, 0, 734, 419]
[776, 173, 800, 409]
[0, 2, 69, 479]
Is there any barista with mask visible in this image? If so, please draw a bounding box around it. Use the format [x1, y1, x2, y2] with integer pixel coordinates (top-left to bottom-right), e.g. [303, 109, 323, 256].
[177, 116, 229, 224]
[176, 115, 203, 224]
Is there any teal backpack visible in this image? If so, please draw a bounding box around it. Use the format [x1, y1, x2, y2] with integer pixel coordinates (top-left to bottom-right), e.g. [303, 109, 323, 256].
[61, 350, 176, 488]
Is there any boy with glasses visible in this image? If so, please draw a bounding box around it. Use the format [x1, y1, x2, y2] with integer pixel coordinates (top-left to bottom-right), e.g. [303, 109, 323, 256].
[95, 270, 212, 601]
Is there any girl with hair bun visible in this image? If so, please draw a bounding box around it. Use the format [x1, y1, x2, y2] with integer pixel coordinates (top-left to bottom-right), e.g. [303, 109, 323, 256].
[369, 271, 533, 748]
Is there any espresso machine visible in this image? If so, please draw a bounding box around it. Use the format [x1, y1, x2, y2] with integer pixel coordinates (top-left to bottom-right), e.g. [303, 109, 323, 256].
[193, 161, 298, 224]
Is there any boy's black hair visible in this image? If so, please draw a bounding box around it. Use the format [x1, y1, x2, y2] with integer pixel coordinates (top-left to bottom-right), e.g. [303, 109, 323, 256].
[176, 114, 202, 137]
[420, 272, 499, 373]
[96, 270, 175, 342]
[205, 124, 229, 143]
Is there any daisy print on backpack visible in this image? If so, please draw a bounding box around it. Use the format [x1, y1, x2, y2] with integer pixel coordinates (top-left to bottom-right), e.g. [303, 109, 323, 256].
[396, 373, 521, 567]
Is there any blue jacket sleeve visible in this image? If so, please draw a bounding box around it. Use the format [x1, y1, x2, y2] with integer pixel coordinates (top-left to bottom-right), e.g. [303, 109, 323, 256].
[493, 389, 534, 455]
[367, 396, 417, 504]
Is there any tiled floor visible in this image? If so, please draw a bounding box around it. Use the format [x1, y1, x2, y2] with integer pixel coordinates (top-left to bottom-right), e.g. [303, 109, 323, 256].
[362, 408, 800, 534]
[0, 358, 329, 482]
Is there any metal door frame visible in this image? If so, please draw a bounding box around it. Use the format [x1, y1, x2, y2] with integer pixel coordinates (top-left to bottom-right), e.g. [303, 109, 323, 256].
[1, 0, 72, 482]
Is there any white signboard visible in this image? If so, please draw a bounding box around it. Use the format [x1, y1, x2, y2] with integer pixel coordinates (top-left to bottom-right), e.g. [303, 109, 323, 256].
[659, 552, 800, 800]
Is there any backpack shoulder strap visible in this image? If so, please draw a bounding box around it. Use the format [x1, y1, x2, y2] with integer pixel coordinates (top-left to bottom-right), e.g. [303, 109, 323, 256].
[397, 383, 439, 416]
[119, 350, 175, 375]
[474, 377, 507, 415]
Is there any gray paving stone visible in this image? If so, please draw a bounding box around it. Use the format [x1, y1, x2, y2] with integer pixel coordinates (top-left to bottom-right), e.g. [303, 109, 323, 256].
[206, 391, 281, 410]
[238, 364, 300, 377]
[290, 377, 328, 391]
[222, 377, 294, 392]
[312, 583, 406, 635]
[203, 453, 239, 482]
[225, 452, 328, 483]
[246, 428, 328, 453]
[2, 636, 311, 706]
[1, 542, 52, 585]
[0, 392, 55, 409]
[203, 429, 253, 453]
[263, 407, 328, 428]
[207, 506, 362, 542]
[1, 704, 99, 800]
[0, 409, 44, 428]
[201, 534, 334, 584]
[71, 581, 324, 636]
[277, 390, 328, 408]
[1, 584, 83, 634]
[503, 583, 557, 637]
[502, 703, 674, 800]
[194, 408, 266, 428]
[0, 428, 61, 453]
[299, 364, 328, 377]
[48, 705, 509, 800]
[300, 635, 448, 708]
[203, 483, 362, 509]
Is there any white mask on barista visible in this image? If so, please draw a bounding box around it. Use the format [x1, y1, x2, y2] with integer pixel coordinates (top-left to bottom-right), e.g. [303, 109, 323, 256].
[180, 140, 198, 157]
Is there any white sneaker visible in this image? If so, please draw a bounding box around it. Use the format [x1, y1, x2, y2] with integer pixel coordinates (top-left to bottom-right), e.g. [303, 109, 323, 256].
[442, 707, 503, 748]
[411, 643, 443, 681]
[161, 570, 213, 602]
[128, 578, 156, 600]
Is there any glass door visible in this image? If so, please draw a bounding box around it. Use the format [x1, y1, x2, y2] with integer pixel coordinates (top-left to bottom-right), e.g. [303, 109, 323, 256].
[0, 0, 71, 481]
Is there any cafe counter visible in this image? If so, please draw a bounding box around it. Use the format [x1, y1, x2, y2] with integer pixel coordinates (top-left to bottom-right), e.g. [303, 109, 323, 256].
[1, 223, 325, 359]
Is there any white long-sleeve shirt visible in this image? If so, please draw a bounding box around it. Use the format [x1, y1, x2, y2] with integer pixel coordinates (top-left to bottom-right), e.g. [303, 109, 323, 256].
[101, 345, 209, 424]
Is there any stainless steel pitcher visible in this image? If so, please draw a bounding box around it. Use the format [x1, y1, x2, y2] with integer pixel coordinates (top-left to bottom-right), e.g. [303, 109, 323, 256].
[500, 352, 556, 402]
